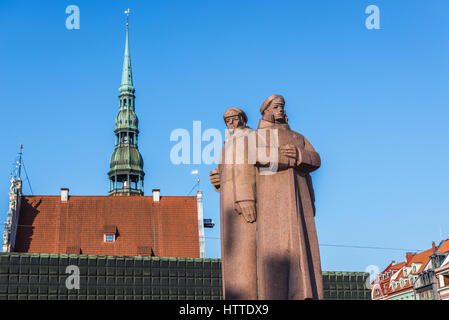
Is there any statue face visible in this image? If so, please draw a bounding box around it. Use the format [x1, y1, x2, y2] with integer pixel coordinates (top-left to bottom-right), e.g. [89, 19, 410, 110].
[266, 99, 286, 123]
[224, 115, 245, 130]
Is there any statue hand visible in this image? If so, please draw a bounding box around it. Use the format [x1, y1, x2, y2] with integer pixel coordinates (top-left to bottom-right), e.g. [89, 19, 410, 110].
[236, 200, 256, 223]
[280, 144, 297, 160]
[209, 169, 220, 189]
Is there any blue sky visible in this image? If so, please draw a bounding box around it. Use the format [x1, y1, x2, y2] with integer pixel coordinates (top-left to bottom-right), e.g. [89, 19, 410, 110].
[0, 0, 448, 272]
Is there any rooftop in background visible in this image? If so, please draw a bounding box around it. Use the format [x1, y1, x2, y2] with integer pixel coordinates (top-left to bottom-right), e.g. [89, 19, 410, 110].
[13, 193, 201, 258]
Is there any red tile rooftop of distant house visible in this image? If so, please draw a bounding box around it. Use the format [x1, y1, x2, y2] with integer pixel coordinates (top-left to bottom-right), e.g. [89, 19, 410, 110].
[13, 195, 200, 258]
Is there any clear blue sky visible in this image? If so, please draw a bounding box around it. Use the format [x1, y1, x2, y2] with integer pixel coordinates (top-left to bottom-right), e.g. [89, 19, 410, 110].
[1, 0, 448, 273]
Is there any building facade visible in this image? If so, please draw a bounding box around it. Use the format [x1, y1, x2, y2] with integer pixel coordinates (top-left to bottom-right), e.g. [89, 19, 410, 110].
[413, 240, 449, 300]
[370, 261, 405, 300]
[435, 255, 449, 300]
[372, 239, 449, 300]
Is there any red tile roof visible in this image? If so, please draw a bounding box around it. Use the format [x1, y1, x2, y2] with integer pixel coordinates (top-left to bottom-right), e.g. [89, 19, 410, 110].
[391, 262, 406, 270]
[408, 248, 436, 273]
[438, 239, 449, 254]
[372, 261, 407, 298]
[13, 195, 200, 258]
[387, 247, 437, 296]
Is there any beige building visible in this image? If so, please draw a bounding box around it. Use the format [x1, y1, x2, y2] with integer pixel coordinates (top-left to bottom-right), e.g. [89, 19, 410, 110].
[435, 255, 449, 300]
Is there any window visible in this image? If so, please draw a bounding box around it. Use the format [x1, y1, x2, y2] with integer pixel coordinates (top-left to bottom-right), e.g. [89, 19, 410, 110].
[442, 274, 449, 287]
[412, 265, 417, 273]
[104, 234, 115, 242]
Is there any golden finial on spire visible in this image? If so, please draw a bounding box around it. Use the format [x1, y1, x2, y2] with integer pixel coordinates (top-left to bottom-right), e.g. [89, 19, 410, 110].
[124, 8, 130, 27]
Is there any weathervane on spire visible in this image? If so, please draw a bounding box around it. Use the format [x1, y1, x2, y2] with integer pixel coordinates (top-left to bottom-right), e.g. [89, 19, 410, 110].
[124, 8, 130, 27]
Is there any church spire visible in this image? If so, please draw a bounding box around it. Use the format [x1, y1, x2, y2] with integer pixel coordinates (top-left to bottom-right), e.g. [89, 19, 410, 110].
[120, 11, 134, 92]
[108, 10, 145, 196]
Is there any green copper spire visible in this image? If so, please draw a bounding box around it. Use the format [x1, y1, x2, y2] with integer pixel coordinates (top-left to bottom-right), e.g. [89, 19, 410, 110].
[108, 14, 145, 196]
[120, 22, 134, 93]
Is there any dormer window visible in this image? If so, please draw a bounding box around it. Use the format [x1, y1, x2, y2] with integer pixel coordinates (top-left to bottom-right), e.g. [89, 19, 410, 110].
[103, 225, 117, 243]
[404, 269, 407, 276]
[104, 234, 115, 242]
[412, 265, 417, 273]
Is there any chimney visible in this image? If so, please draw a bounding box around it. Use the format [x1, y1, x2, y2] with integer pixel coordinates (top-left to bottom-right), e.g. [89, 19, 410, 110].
[61, 188, 69, 202]
[432, 241, 436, 251]
[196, 190, 206, 258]
[406, 252, 413, 263]
[152, 189, 160, 202]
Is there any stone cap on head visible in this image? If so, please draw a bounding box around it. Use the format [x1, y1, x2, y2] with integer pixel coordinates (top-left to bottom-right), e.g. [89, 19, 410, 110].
[223, 107, 248, 123]
[260, 94, 285, 115]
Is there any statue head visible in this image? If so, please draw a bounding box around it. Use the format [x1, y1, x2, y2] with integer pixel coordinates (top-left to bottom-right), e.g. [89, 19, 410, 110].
[260, 94, 287, 123]
[223, 107, 248, 133]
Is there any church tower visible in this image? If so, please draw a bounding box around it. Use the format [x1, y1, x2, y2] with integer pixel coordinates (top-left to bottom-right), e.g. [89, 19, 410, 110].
[108, 17, 145, 196]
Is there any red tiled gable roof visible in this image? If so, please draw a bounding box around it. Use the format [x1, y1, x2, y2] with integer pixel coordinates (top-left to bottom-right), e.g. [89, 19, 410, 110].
[13, 195, 200, 258]
[391, 262, 405, 271]
[391, 281, 413, 295]
[387, 247, 437, 296]
[438, 239, 449, 254]
[395, 269, 405, 279]
[372, 261, 408, 298]
[408, 248, 436, 273]
[376, 261, 405, 280]
[384, 262, 405, 281]
[388, 271, 412, 295]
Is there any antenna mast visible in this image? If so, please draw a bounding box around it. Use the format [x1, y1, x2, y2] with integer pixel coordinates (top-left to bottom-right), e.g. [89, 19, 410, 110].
[188, 169, 200, 195]
[10, 144, 33, 195]
[17, 144, 23, 178]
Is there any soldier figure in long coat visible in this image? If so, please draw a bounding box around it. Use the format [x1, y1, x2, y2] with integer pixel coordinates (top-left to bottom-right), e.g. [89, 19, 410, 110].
[255, 94, 323, 300]
[209, 107, 258, 300]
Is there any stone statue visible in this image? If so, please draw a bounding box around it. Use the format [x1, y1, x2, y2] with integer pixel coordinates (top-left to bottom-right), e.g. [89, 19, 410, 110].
[209, 107, 258, 299]
[9, 178, 15, 193]
[255, 94, 323, 299]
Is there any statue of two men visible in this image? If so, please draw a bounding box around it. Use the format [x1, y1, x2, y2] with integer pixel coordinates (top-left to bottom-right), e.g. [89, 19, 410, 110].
[210, 94, 323, 300]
